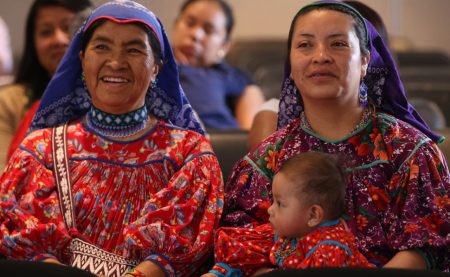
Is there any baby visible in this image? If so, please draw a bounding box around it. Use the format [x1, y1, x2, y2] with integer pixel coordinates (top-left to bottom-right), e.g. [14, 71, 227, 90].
[205, 152, 374, 277]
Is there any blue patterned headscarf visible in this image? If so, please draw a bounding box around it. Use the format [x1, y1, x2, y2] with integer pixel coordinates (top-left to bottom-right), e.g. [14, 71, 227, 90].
[31, 0, 205, 135]
[277, 1, 442, 143]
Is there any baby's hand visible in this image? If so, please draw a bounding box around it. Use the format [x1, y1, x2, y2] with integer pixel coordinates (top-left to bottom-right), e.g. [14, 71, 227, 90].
[200, 273, 218, 277]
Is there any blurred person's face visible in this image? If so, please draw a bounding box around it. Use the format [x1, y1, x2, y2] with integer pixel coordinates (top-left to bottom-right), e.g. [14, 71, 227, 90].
[34, 6, 75, 76]
[80, 21, 159, 115]
[289, 10, 369, 107]
[172, 0, 230, 67]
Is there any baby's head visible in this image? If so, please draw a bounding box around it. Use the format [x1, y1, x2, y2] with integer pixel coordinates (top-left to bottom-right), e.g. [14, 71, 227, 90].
[268, 152, 346, 238]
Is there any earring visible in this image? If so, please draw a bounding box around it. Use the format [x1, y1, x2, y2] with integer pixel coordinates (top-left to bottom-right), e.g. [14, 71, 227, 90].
[307, 219, 314, 227]
[151, 79, 157, 89]
[81, 71, 88, 91]
[359, 81, 368, 107]
[217, 49, 225, 59]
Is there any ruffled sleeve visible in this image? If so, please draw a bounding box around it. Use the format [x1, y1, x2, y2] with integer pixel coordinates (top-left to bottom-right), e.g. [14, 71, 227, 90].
[122, 134, 224, 276]
[0, 131, 72, 262]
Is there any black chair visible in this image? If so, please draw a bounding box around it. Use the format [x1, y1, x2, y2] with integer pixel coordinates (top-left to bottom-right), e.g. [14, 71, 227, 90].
[0, 260, 95, 277]
[208, 129, 249, 181]
[261, 267, 448, 277]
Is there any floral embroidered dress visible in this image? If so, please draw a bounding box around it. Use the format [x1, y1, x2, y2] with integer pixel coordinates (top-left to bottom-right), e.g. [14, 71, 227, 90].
[0, 119, 224, 276]
[211, 220, 374, 277]
[222, 112, 450, 271]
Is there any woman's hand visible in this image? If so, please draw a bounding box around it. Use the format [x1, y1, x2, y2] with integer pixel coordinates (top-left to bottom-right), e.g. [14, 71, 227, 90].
[383, 250, 427, 270]
[200, 273, 218, 277]
[42, 258, 64, 265]
[251, 267, 274, 276]
[123, 261, 165, 277]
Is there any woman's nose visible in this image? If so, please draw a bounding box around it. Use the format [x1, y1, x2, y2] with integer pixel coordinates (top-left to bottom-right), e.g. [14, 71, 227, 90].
[312, 44, 332, 64]
[189, 25, 205, 42]
[107, 51, 127, 69]
[53, 28, 70, 45]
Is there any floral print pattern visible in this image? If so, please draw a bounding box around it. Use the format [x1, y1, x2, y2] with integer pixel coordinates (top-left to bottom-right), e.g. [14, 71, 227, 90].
[211, 221, 374, 276]
[222, 112, 450, 271]
[0, 120, 224, 276]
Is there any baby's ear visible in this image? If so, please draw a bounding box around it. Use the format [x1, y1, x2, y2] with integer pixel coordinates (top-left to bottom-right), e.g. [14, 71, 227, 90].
[307, 204, 324, 227]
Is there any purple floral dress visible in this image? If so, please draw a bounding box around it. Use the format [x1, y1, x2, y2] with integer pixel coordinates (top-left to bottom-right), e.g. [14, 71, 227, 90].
[222, 111, 450, 271]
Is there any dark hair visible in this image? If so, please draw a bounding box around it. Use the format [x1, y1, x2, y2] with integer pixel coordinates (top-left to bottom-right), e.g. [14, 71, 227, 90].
[15, 0, 92, 106]
[278, 152, 347, 220]
[179, 0, 234, 40]
[80, 19, 163, 68]
[287, 3, 370, 59]
[343, 1, 389, 44]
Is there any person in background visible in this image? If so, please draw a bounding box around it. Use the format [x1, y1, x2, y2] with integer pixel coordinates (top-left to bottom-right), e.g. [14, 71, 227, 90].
[0, 1, 223, 277]
[5, 5, 94, 164]
[222, 1, 449, 271]
[247, 0, 391, 150]
[0, 0, 92, 171]
[172, 0, 265, 130]
[0, 16, 13, 79]
[203, 152, 374, 277]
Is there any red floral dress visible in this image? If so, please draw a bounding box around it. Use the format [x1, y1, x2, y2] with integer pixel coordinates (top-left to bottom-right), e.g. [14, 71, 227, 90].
[0, 119, 224, 277]
[222, 112, 450, 271]
[210, 220, 374, 276]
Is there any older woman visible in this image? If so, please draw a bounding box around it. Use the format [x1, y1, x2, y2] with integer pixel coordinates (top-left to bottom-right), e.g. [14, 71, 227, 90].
[0, 1, 223, 277]
[222, 1, 449, 272]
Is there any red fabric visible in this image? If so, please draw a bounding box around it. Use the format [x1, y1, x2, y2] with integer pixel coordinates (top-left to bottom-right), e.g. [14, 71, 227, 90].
[213, 222, 375, 276]
[0, 119, 224, 277]
[7, 100, 40, 159]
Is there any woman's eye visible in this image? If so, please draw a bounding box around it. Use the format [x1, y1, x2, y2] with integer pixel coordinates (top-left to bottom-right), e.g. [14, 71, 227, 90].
[277, 201, 282, 207]
[38, 29, 53, 37]
[94, 44, 107, 50]
[128, 48, 141, 54]
[297, 42, 311, 48]
[332, 41, 348, 47]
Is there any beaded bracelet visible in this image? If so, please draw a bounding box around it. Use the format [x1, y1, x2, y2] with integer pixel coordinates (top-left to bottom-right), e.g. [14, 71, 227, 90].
[126, 268, 146, 277]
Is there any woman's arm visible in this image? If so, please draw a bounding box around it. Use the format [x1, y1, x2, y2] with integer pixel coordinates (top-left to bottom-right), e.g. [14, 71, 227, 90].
[383, 250, 426, 270]
[123, 135, 224, 276]
[235, 85, 265, 130]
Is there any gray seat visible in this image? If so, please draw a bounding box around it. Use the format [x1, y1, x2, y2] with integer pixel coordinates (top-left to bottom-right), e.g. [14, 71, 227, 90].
[207, 129, 249, 181]
[409, 97, 447, 130]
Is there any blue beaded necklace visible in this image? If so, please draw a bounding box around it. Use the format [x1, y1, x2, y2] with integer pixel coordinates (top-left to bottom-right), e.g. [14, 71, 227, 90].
[86, 105, 149, 138]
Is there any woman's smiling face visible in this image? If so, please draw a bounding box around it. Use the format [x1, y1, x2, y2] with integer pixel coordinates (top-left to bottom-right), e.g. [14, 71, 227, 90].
[80, 20, 159, 114]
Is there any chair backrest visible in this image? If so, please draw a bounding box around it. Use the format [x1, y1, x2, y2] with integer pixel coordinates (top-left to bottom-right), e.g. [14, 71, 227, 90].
[208, 129, 249, 181]
[409, 97, 447, 130]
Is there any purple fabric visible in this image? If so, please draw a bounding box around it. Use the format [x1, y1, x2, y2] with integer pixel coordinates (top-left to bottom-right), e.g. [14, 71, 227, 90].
[277, 7, 442, 143]
[30, 0, 205, 135]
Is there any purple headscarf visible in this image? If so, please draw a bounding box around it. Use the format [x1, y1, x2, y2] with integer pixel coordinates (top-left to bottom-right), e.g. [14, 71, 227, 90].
[277, 1, 442, 143]
[30, 0, 205, 135]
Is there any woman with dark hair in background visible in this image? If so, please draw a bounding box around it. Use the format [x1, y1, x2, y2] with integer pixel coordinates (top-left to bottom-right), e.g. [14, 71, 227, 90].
[0, 0, 92, 170]
[172, 0, 265, 130]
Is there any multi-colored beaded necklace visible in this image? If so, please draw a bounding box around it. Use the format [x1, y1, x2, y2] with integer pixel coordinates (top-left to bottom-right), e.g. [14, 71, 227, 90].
[86, 105, 149, 138]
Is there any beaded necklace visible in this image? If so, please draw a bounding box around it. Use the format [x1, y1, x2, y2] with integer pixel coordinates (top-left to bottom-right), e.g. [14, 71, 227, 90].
[86, 105, 150, 138]
[300, 106, 373, 137]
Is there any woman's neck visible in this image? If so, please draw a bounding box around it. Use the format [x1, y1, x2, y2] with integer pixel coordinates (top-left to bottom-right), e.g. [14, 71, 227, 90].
[303, 101, 365, 140]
